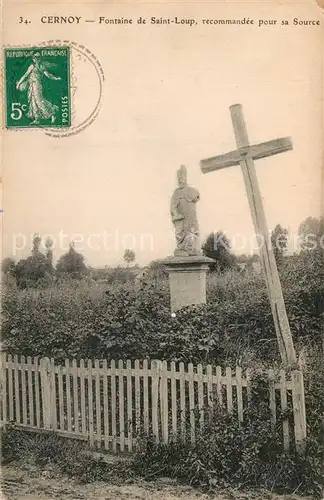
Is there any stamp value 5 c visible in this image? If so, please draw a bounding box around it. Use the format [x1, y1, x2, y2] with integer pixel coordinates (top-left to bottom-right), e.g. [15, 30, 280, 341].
[4, 46, 71, 128]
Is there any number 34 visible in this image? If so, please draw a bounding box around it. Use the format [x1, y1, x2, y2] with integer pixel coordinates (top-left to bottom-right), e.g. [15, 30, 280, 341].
[10, 102, 27, 120]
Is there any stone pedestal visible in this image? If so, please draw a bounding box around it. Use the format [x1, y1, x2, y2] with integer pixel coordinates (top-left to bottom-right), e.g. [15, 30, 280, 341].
[163, 255, 215, 312]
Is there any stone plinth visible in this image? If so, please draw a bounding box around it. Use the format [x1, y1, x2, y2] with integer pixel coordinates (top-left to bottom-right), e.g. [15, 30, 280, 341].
[163, 255, 215, 312]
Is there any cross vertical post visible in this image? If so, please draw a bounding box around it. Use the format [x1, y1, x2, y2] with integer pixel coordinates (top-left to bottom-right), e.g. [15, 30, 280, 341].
[200, 104, 297, 367]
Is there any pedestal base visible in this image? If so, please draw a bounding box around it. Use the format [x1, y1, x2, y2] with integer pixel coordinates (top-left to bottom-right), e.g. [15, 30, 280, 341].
[163, 255, 215, 312]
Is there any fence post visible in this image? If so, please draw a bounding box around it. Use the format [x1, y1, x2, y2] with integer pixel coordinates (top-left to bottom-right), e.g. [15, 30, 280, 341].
[291, 369, 306, 454]
[40, 357, 53, 429]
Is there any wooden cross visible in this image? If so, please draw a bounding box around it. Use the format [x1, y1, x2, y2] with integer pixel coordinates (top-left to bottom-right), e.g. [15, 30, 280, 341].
[200, 104, 297, 366]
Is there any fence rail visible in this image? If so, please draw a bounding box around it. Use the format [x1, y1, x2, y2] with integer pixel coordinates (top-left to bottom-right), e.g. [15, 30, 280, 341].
[0, 354, 306, 453]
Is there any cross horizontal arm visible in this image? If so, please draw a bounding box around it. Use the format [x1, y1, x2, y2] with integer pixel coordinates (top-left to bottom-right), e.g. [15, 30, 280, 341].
[200, 149, 241, 173]
[249, 136, 293, 161]
[200, 136, 293, 174]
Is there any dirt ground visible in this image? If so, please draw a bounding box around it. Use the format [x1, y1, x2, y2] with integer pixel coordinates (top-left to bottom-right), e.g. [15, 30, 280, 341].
[1, 464, 314, 500]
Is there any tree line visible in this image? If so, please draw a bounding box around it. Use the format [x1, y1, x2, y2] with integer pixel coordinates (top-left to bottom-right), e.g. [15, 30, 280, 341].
[2, 216, 323, 289]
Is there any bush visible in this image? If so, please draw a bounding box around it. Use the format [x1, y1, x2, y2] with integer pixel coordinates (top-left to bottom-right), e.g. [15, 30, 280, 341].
[132, 372, 324, 497]
[2, 251, 323, 364]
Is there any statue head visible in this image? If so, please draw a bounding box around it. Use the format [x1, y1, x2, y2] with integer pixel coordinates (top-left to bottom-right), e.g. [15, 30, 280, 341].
[177, 165, 187, 188]
[32, 52, 41, 64]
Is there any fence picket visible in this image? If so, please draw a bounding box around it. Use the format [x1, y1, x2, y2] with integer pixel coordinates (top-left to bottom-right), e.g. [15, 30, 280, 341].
[8, 354, 14, 422]
[236, 366, 243, 423]
[94, 359, 101, 448]
[51, 358, 57, 430]
[40, 358, 51, 429]
[206, 365, 212, 406]
[57, 363, 64, 431]
[72, 359, 79, 434]
[170, 362, 177, 438]
[65, 360, 72, 432]
[118, 360, 125, 452]
[14, 355, 21, 424]
[188, 363, 195, 444]
[20, 356, 27, 425]
[151, 360, 160, 442]
[80, 359, 86, 435]
[126, 360, 133, 452]
[226, 367, 233, 413]
[279, 369, 289, 451]
[291, 369, 306, 454]
[87, 359, 94, 447]
[27, 357, 34, 426]
[0, 353, 7, 425]
[216, 366, 223, 407]
[103, 359, 109, 450]
[143, 359, 149, 435]
[197, 364, 204, 429]
[34, 357, 40, 428]
[179, 362, 185, 440]
[111, 360, 117, 452]
[161, 360, 168, 444]
[134, 360, 141, 436]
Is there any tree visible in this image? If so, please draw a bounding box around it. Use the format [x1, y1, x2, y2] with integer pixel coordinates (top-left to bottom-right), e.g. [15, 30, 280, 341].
[56, 242, 88, 279]
[201, 231, 236, 272]
[44, 236, 54, 274]
[31, 234, 42, 256]
[1, 257, 16, 276]
[298, 216, 324, 252]
[271, 224, 288, 265]
[14, 234, 48, 288]
[14, 254, 48, 289]
[123, 249, 135, 268]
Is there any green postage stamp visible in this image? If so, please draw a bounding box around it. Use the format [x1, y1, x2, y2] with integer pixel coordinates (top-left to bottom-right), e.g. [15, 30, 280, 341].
[4, 46, 71, 128]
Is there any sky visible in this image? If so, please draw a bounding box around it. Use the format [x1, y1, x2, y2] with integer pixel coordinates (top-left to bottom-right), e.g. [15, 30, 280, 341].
[2, 0, 323, 267]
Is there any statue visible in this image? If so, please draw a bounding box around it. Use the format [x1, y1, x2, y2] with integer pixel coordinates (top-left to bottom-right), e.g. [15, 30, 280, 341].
[170, 165, 200, 256]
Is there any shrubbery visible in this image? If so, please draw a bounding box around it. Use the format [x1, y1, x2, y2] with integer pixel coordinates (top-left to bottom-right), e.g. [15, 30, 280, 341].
[133, 366, 324, 497]
[2, 251, 323, 364]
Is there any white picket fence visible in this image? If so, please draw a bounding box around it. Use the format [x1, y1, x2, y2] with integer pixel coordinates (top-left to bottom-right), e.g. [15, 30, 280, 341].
[0, 355, 306, 453]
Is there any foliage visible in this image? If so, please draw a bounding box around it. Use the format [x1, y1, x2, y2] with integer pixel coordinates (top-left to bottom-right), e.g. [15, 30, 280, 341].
[1, 257, 16, 276]
[14, 253, 50, 289]
[9, 234, 55, 289]
[2, 248, 324, 364]
[104, 266, 135, 284]
[123, 248, 136, 267]
[201, 231, 236, 272]
[132, 371, 324, 498]
[298, 216, 324, 251]
[271, 224, 288, 266]
[56, 242, 88, 280]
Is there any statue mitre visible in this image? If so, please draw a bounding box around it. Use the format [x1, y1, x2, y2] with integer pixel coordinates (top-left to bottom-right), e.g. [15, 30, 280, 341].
[177, 165, 187, 185]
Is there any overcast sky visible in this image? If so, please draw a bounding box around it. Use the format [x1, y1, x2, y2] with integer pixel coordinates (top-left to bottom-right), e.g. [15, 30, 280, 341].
[2, 1, 323, 267]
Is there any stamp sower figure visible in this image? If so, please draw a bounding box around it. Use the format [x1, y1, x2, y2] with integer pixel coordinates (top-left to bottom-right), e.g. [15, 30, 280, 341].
[16, 52, 61, 125]
[171, 165, 200, 256]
